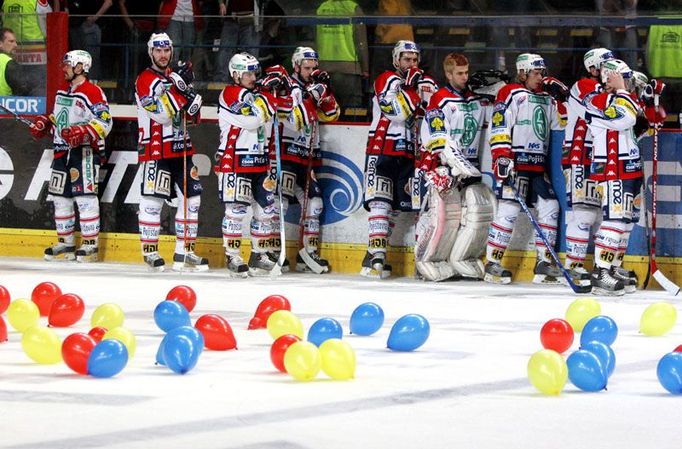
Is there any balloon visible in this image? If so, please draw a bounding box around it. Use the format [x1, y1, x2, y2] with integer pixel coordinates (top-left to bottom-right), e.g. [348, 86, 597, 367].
[88, 327, 107, 342]
[62, 333, 97, 375]
[194, 314, 237, 350]
[580, 315, 618, 346]
[21, 326, 62, 364]
[270, 334, 301, 373]
[567, 350, 607, 392]
[387, 314, 430, 352]
[527, 349, 568, 395]
[267, 310, 304, 340]
[155, 340, 167, 366]
[0, 284, 10, 314]
[166, 285, 197, 313]
[91, 303, 125, 330]
[162, 326, 204, 374]
[88, 339, 128, 378]
[249, 294, 291, 329]
[540, 318, 574, 353]
[7, 299, 40, 333]
[580, 340, 616, 378]
[0, 316, 8, 342]
[154, 300, 190, 332]
[157, 325, 208, 368]
[319, 338, 356, 380]
[640, 302, 677, 336]
[350, 302, 384, 336]
[31, 282, 62, 316]
[565, 298, 601, 332]
[657, 352, 682, 394]
[674, 345, 682, 353]
[283, 341, 321, 381]
[307, 317, 343, 347]
[48, 293, 85, 327]
[103, 327, 137, 359]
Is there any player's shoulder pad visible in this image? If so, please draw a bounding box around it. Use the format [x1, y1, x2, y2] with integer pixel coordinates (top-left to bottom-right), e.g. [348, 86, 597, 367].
[374, 70, 402, 94]
[135, 68, 164, 95]
[495, 83, 525, 104]
[572, 78, 601, 101]
[76, 81, 107, 106]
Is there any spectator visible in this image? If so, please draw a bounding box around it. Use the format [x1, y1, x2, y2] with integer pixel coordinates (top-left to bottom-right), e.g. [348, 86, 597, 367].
[488, 0, 533, 72]
[595, 0, 640, 69]
[118, 0, 162, 80]
[65, 0, 113, 81]
[0, 28, 30, 96]
[213, 0, 261, 83]
[316, 0, 369, 108]
[373, 0, 414, 78]
[158, 0, 203, 64]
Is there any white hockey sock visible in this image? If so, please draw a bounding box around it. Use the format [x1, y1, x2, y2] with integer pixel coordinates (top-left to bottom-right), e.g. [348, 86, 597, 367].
[535, 197, 559, 263]
[367, 201, 391, 256]
[613, 222, 634, 268]
[485, 200, 519, 264]
[53, 196, 76, 246]
[139, 196, 163, 255]
[223, 203, 245, 256]
[594, 221, 627, 269]
[303, 196, 323, 253]
[175, 194, 200, 255]
[564, 208, 598, 268]
[76, 195, 100, 246]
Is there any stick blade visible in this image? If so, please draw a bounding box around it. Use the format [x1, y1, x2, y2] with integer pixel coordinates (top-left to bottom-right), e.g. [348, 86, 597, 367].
[653, 270, 681, 296]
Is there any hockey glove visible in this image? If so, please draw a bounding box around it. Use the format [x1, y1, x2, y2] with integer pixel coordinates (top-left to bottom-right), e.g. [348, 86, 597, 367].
[405, 67, 424, 88]
[30, 115, 52, 140]
[640, 79, 666, 107]
[169, 61, 194, 94]
[307, 83, 328, 105]
[183, 91, 203, 117]
[61, 124, 98, 148]
[424, 166, 453, 193]
[257, 73, 282, 92]
[265, 64, 289, 79]
[310, 69, 331, 87]
[492, 147, 514, 181]
[644, 104, 667, 130]
[542, 76, 569, 102]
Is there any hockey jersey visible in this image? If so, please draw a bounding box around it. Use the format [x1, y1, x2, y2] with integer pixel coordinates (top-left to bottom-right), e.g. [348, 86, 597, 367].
[135, 67, 193, 161]
[51, 79, 112, 159]
[563, 78, 603, 167]
[489, 83, 563, 172]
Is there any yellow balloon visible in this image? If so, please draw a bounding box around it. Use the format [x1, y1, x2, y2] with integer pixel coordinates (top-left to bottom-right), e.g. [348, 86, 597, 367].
[7, 298, 40, 333]
[91, 303, 125, 330]
[267, 310, 304, 340]
[640, 302, 677, 336]
[527, 349, 567, 395]
[565, 298, 601, 332]
[283, 341, 321, 381]
[319, 338, 356, 380]
[103, 327, 137, 359]
[21, 326, 62, 364]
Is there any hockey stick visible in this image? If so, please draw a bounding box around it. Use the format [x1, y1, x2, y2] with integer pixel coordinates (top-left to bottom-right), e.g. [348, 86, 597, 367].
[648, 96, 680, 295]
[506, 176, 591, 294]
[271, 109, 285, 277]
[0, 103, 36, 127]
[181, 111, 190, 264]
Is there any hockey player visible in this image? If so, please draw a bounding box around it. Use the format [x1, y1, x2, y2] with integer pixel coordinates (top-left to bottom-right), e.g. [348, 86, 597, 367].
[561, 48, 615, 288]
[361, 40, 427, 279]
[135, 33, 207, 272]
[274, 46, 340, 273]
[484, 53, 564, 285]
[31, 50, 112, 263]
[415, 52, 496, 281]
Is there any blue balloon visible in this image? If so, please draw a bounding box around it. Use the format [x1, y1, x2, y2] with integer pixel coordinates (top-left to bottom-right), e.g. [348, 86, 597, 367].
[87, 339, 129, 378]
[580, 340, 616, 378]
[387, 314, 430, 352]
[580, 315, 618, 346]
[154, 300, 190, 332]
[162, 326, 204, 375]
[307, 317, 343, 347]
[657, 352, 682, 394]
[567, 349, 607, 392]
[155, 339, 166, 366]
[350, 302, 384, 336]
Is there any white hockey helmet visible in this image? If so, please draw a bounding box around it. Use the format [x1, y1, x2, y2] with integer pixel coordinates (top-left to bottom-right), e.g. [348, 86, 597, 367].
[516, 53, 546, 74]
[583, 47, 615, 72]
[392, 40, 420, 68]
[600, 59, 633, 85]
[291, 46, 319, 67]
[62, 50, 92, 73]
[147, 32, 173, 59]
[632, 70, 648, 94]
[229, 52, 260, 81]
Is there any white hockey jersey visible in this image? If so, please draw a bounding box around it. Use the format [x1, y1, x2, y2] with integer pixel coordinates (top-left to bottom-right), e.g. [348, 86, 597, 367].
[563, 77, 603, 167]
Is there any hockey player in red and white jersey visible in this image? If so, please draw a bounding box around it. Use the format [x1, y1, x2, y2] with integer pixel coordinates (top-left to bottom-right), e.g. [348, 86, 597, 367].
[415, 52, 496, 281]
[135, 33, 207, 272]
[361, 40, 427, 279]
[31, 50, 112, 263]
[274, 46, 340, 274]
[484, 53, 565, 285]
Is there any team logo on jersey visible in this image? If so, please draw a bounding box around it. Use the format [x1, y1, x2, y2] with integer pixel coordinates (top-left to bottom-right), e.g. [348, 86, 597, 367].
[491, 111, 505, 128]
[532, 106, 548, 141]
[461, 115, 478, 147]
[603, 105, 623, 120]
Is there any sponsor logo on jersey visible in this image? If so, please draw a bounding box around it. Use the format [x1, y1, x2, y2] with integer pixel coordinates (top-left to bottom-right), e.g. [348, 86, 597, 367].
[70, 167, 80, 182]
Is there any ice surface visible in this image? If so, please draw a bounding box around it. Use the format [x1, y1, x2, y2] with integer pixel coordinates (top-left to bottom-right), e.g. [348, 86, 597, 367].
[0, 258, 679, 449]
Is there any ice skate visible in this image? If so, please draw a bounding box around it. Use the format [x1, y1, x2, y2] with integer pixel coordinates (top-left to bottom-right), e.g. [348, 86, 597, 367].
[590, 266, 625, 296]
[359, 251, 391, 279]
[296, 249, 330, 274]
[249, 251, 279, 277]
[44, 241, 76, 261]
[143, 252, 165, 272]
[610, 266, 637, 294]
[483, 261, 512, 284]
[266, 252, 290, 273]
[532, 260, 562, 285]
[566, 263, 591, 287]
[75, 242, 99, 263]
[226, 254, 249, 278]
[172, 251, 209, 272]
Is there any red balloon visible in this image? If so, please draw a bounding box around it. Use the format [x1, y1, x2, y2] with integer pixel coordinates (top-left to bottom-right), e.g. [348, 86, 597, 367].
[62, 333, 97, 375]
[0, 285, 10, 315]
[270, 334, 301, 373]
[88, 327, 108, 342]
[31, 282, 62, 316]
[48, 293, 85, 327]
[540, 318, 574, 353]
[248, 294, 291, 329]
[166, 285, 197, 313]
[0, 316, 8, 342]
[674, 345, 682, 353]
[194, 314, 237, 350]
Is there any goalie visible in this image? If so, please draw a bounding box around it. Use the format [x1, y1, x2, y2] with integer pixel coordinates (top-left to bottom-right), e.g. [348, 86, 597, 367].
[414, 53, 499, 281]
